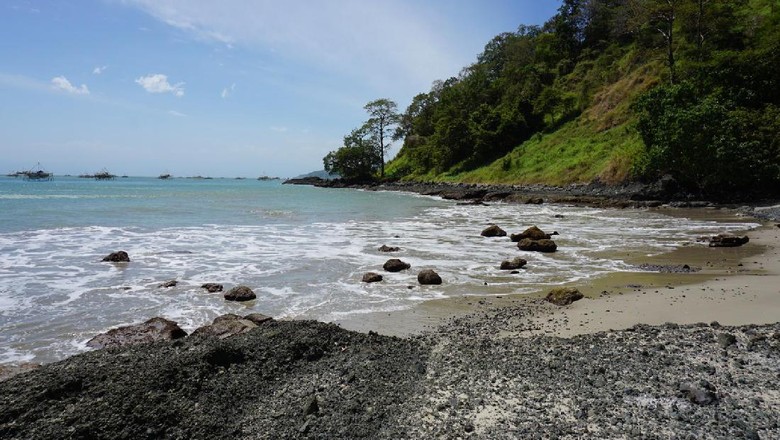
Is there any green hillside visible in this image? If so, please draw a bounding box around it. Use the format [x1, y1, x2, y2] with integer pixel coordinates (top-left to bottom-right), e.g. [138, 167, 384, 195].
[385, 0, 780, 196]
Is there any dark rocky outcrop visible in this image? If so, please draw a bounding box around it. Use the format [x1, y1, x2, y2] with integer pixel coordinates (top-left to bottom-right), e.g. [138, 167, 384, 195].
[101, 251, 130, 262]
[481, 225, 507, 237]
[500, 257, 527, 270]
[378, 245, 400, 252]
[362, 272, 383, 283]
[383, 259, 411, 272]
[510, 226, 558, 242]
[191, 314, 260, 339]
[243, 313, 273, 325]
[518, 238, 558, 253]
[545, 287, 584, 306]
[636, 264, 699, 273]
[705, 234, 750, 248]
[158, 280, 177, 288]
[201, 283, 223, 293]
[224, 285, 257, 302]
[86, 317, 187, 349]
[679, 380, 719, 405]
[417, 269, 442, 285]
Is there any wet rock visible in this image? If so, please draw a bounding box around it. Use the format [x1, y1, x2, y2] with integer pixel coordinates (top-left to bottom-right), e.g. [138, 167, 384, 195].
[102, 251, 130, 262]
[362, 272, 383, 283]
[243, 313, 273, 325]
[201, 283, 223, 293]
[708, 234, 749, 248]
[0, 363, 41, 382]
[717, 333, 737, 348]
[303, 395, 320, 416]
[418, 269, 442, 285]
[481, 224, 507, 237]
[500, 257, 527, 270]
[224, 285, 257, 302]
[158, 280, 177, 288]
[636, 264, 699, 273]
[383, 259, 411, 272]
[679, 381, 718, 405]
[86, 317, 187, 349]
[378, 245, 400, 252]
[546, 287, 584, 306]
[518, 238, 558, 253]
[510, 226, 558, 242]
[192, 314, 258, 339]
[525, 197, 544, 204]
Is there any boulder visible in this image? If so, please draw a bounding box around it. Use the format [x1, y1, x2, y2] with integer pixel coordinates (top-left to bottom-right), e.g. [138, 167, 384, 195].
[518, 238, 558, 253]
[224, 285, 257, 301]
[500, 257, 527, 270]
[362, 272, 383, 283]
[510, 226, 558, 242]
[545, 287, 583, 306]
[86, 317, 187, 349]
[679, 380, 718, 405]
[192, 314, 258, 339]
[243, 313, 273, 325]
[102, 251, 130, 262]
[201, 283, 223, 293]
[383, 259, 411, 272]
[418, 269, 442, 285]
[708, 234, 749, 248]
[481, 225, 507, 237]
[378, 245, 401, 252]
[525, 197, 544, 204]
[158, 280, 177, 288]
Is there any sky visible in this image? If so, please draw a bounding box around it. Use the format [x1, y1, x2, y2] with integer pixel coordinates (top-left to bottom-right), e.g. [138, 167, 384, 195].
[1, 0, 562, 178]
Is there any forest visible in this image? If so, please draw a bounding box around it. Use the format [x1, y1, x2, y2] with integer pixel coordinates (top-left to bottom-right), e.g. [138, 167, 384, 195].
[327, 0, 779, 197]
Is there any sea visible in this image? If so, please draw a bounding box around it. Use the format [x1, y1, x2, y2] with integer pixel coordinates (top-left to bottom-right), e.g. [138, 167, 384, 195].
[0, 176, 758, 364]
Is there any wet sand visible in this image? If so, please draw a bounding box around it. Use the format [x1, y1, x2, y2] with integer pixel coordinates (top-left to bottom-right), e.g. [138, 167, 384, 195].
[337, 208, 779, 338]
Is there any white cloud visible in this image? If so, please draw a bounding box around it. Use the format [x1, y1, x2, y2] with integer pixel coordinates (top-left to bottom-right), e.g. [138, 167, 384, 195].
[270, 126, 288, 132]
[135, 73, 184, 97]
[93, 65, 108, 75]
[220, 83, 235, 99]
[167, 110, 187, 117]
[51, 76, 90, 95]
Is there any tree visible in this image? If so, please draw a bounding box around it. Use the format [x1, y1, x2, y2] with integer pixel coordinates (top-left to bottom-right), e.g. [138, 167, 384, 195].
[363, 99, 400, 178]
[628, 0, 681, 84]
[323, 126, 377, 180]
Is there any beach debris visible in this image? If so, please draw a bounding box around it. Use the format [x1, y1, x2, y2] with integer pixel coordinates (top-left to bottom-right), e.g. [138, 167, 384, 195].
[158, 280, 177, 288]
[192, 314, 259, 339]
[510, 225, 558, 242]
[545, 287, 583, 306]
[500, 257, 527, 270]
[418, 269, 442, 285]
[224, 285, 257, 301]
[679, 380, 718, 405]
[102, 251, 130, 262]
[518, 238, 558, 253]
[481, 224, 507, 237]
[201, 283, 223, 293]
[86, 317, 187, 349]
[362, 272, 383, 283]
[378, 245, 400, 252]
[383, 259, 411, 272]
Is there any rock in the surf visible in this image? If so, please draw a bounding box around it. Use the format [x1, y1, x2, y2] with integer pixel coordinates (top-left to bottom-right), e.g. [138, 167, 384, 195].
[201, 283, 223, 293]
[192, 314, 258, 339]
[378, 245, 400, 252]
[86, 317, 187, 349]
[158, 280, 177, 288]
[707, 234, 749, 247]
[102, 251, 130, 262]
[362, 272, 383, 283]
[510, 226, 558, 242]
[518, 238, 558, 253]
[418, 269, 442, 285]
[481, 225, 507, 237]
[383, 259, 411, 272]
[500, 257, 527, 270]
[545, 287, 584, 306]
[224, 285, 257, 301]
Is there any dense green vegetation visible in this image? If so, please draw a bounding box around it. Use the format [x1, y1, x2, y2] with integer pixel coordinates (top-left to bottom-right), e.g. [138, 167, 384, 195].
[378, 0, 779, 196]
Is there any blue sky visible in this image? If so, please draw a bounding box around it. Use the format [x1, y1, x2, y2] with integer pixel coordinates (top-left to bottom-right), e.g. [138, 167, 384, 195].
[1, 0, 561, 178]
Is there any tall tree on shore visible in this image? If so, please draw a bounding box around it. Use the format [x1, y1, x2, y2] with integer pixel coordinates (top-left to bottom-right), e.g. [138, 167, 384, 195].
[363, 99, 400, 178]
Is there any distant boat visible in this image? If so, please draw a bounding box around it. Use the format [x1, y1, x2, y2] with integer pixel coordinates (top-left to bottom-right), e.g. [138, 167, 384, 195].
[93, 168, 116, 180]
[158, 173, 171, 179]
[22, 163, 53, 181]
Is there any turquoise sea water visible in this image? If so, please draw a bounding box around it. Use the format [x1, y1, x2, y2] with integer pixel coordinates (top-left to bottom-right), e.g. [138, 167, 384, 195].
[0, 176, 758, 363]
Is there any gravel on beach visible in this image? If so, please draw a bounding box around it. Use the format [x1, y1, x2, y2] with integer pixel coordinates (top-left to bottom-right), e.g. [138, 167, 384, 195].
[1, 303, 778, 439]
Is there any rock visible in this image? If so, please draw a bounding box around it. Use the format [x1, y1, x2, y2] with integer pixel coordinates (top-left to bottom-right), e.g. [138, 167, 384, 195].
[378, 245, 400, 252]
[224, 285, 257, 301]
[303, 395, 319, 416]
[525, 197, 544, 204]
[679, 381, 718, 405]
[481, 224, 507, 237]
[717, 333, 737, 348]
[243, 313, 273, 325]
[500, 257, 527, 270]
[362, 272, 383, 283]
[546, 287, 584, 306]
[158, 280, 177, 288]
[383, 259, 411, 272]
[0, 363, 41, 382]
[86, 317, 187, 349]
[708, 234, 749, 248]
[201, 283, 223, 293]
[418, 269, 442, 285]
[192, 314, 258, 339]
[518, 238, 558, 253]
[102, 251, 130, 262]
[510, 226, 558, 242]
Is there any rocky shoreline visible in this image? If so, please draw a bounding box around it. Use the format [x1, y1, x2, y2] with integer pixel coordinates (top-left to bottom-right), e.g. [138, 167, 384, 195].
[1, 305, 778, 439]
